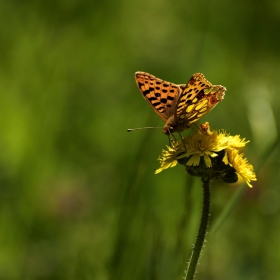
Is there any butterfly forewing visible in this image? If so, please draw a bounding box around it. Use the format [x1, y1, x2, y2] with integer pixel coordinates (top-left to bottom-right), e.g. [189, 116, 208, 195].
[135, 72, 180, 121]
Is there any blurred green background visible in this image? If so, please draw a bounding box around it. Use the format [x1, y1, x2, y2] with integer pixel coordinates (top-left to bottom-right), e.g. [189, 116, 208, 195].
[0, 0, 279, 279]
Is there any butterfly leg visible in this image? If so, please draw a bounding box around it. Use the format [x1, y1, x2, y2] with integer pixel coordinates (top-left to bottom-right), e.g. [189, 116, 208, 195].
[177, 131, 187, 152]
[191, 123, 205, 135]
[168, 133, 176, 147]
[192, 122, 211, 135]
[191, 123, 199, 132]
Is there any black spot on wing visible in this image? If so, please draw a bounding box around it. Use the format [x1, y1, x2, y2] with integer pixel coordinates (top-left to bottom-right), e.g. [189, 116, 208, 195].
[148, 97, 157, 102]
[143, 89, 150, 96]
[196, 90, 205, 100]
[188, 77, 196, 85]
[160, 98, 167, 104]
[152, 102, 161, 107]
[177, 103, 184, 109]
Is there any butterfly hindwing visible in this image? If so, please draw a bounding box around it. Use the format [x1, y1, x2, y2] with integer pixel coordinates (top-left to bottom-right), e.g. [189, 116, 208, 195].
[176, 73, 211, 119]
[175, 73, 225, 126]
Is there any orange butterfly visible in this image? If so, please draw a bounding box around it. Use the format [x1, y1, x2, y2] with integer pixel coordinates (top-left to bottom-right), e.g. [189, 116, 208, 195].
[135, 72, 226, 135]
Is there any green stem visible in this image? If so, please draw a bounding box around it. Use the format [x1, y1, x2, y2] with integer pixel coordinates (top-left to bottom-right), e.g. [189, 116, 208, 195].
[185, 178, 210, 280]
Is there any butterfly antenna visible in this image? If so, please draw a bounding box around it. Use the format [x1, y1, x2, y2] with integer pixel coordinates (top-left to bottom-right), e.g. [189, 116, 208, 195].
[127, 127, 163, 132]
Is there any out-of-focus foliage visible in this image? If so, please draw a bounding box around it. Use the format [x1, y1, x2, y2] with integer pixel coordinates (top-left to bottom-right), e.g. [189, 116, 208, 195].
[0, 0, 279, 279]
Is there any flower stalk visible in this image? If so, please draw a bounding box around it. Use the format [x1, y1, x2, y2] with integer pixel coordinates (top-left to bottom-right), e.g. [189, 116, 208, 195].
[185, 178, 211, 280]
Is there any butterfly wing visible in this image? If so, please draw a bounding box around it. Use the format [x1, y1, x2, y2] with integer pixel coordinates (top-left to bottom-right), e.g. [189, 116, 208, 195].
[135, 72, 181, 122]
[175, 73, 226, 126]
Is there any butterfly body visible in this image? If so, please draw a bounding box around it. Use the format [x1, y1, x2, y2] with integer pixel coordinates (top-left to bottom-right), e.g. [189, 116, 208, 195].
[135, 72, 226, 135]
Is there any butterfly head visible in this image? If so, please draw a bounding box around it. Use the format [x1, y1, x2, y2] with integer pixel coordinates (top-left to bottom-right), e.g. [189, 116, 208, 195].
[163, 115, 191, 135]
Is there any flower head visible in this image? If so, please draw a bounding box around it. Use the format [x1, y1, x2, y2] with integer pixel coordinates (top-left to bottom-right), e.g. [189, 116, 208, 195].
[224, 148, 257, 187]
[155, 123, 257, 187]
[155, 144, 178, 174]
[182, 130, 226, 167]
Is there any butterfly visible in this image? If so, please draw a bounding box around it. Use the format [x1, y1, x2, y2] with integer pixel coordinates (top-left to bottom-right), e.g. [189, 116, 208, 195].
[135, 72, 226, 135]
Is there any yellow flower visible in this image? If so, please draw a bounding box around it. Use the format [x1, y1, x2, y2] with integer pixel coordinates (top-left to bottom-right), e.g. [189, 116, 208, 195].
[217, 132, 249, 149]
[226, 134, 249, 148]
[182, 130, 227, 167]
[225, 148, 257, 188]
[155, 145, 178, 174]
